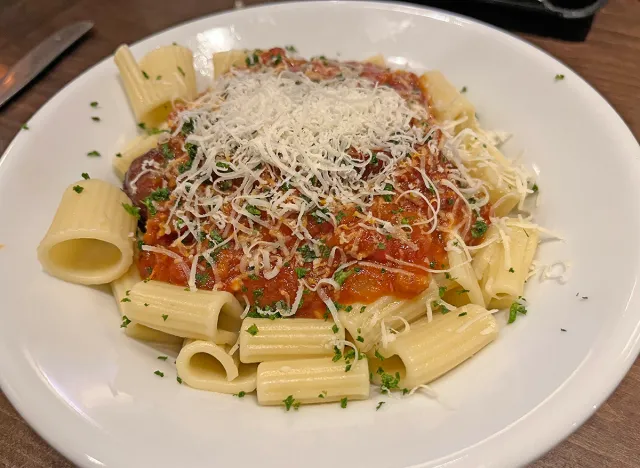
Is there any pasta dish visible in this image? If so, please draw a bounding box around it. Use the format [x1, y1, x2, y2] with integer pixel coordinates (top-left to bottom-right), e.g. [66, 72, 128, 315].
[37, 45, 542, 408]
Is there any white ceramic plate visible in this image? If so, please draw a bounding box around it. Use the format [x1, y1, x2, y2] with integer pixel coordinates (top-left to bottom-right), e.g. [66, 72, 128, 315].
[1, 2, 639, 467]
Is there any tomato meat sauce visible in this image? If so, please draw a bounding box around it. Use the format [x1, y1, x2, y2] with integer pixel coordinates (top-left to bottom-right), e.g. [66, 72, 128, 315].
[129, 48, 489, 319]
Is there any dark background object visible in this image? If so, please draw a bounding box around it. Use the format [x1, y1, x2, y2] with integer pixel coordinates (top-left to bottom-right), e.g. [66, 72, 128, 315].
[415, 0, 608, 40]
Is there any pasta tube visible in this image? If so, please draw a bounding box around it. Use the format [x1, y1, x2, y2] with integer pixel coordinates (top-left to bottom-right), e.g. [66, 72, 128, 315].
[420, 71, 476, 132]
[110, 265, 182, 344]
[114, 45, 196, 127]
[339, 282, 439, 353]
[239, 318, 343, 364]
[370, 304, 498, 389]
[177, 339, 257, 394]
[256, 357, 370, 406]
[125, 280, 243, 344]
[212, 50, 248, 78]
[37, 180, 136, 285]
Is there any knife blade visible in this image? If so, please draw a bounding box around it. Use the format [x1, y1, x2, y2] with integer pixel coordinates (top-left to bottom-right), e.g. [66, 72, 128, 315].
[0, 21, 93, 110]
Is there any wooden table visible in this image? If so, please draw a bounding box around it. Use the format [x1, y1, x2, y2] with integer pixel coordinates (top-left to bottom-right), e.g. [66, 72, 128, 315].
[1, 0, 638, 466]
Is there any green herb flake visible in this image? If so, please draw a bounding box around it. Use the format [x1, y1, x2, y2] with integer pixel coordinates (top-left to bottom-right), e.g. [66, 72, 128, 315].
[253, 288, 264, 299]
[283, 395, 298, 411]
[374, 349, 385, 361]
[382, 183, 394, 202]
[90, 101, 98, 108]
[176, 376, 183, 384]
[554, 74, 565, 81]
[157, 356, 168, 361]
[508, 301, 528, 324]
[458, 312, 468, 317]
[356, 336, 364, 343]
[340, 397, 348, 408]
[234, 391, 246, 398]
[154, 370, 164, 377]
[376, 401, 385, 411]
[332, 324, 339, 334]
[246, 324, 259, 336]
[91, 116, 100, 122]
[332, 346, 342, 362]
[81, 172, 90, 180]
[21, 124, 29, 130]
[438, 286, 447, 298]
[177, 66, 185, 77]
[120, 316, 131, 328]
[122, 203, 140, 219]
[509, 267, 515, 273]
[246, 204, 262, 216]
[115, 152, 122, 158]
[360, 306, 366, 314]
[120, 297, 131, 303]
[333, 269, 354, 286]
[161, 314, 169, 321]
[377, 242, 386, 250]
[295, 267, 308, 279]
[471, 220, 488, 238]
[142, 70, 150, 79]
[285, 45, 297, 53]
[72, 185, 84, 194]
[87, 150, 101, 157]
[461, 86, 468, 93]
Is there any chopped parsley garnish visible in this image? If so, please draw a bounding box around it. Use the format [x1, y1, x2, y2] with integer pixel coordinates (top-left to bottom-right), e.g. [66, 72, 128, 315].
[156, 75, 161, 80]
[318, 390, 327, 398]
[471, 220, 488, 238]
[161, 314, 168, 321]
[248, 273, 259, 281]
[508, 301, 527, 324]
[120, 297, 131, 303]
[377, 242, 386, 250]
[176, 376, 182, 384]
[335, 211, 346, 223]
[91, 116, 100, 122]
[177, 66, 185, 77]
[137, 122, 146, 130]
[374, 349, 385, 361]
[283, 395, 300, 411]
[245, 53, 260, 67]
[377, 368, 401, 393]
[554, 74, 565, 81]
[90, 101, 98, 107]
[509, 267, 515, 273]
[142, 70, 149, 79]
[438, 286, 447, 298]
[72, 185, 84, 194]
[285, 45, 297, 52]
[360, 306, 366, 314]
[81, 172, 90, 180]
[253, 288, 263, 298]
[376, 401, 385, 411]
[297, 244, 317, 262]
[181, 118, 195, 136]
[461, 86, 468, 93]
[561, 328, 567, 332]
[158, 143, 174, 160]
[356, 336, 364, 343]
[340, 397, 348, 408]
[115, 152, 122, 158]
[296, 268, 309, 279]
[458, 312, 468, 317]
[332, 324, 339, 334]
[532, 184, 539, 193]
[432, 301, 450, 315]
[246, 205, 262, 216]
[157, 356, 168, 361]
[120, 316, 131, 328]
[457, 289, 470, 295]
[332, 346, 342, 362]
[333, 269, 354, 286]
[122, 203, 140, 219]
[246, 324, 259, 336]
[195, 272, 209, 284]
[21, 124, 29, 130]
[154, 370, 164, 377]
[382, 183, 394, 202]
[87, 150, 101, 157]
[234, 391, 246, 398]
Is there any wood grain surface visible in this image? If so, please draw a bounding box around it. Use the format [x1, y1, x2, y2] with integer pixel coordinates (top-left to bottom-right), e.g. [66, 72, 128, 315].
[0, 0, 639, 466]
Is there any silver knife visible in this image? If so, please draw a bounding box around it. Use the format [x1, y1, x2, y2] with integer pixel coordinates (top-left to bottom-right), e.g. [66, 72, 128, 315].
[0, 21, 93, 110]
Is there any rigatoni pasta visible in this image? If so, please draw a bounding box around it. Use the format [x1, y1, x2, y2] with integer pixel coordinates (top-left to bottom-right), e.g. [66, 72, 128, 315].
[38, 46, 548, 408]
[37, 179, 136, 285]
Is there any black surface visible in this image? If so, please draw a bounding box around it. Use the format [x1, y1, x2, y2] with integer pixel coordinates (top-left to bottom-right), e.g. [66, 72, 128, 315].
[413, 0, 608, 41]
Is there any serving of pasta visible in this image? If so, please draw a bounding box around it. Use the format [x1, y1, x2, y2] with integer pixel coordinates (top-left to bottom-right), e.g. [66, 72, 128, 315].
[37, 44, 542, 408]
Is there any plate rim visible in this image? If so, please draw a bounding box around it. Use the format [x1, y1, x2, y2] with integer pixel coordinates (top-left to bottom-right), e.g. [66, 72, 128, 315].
[1, 2, 639, 467]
